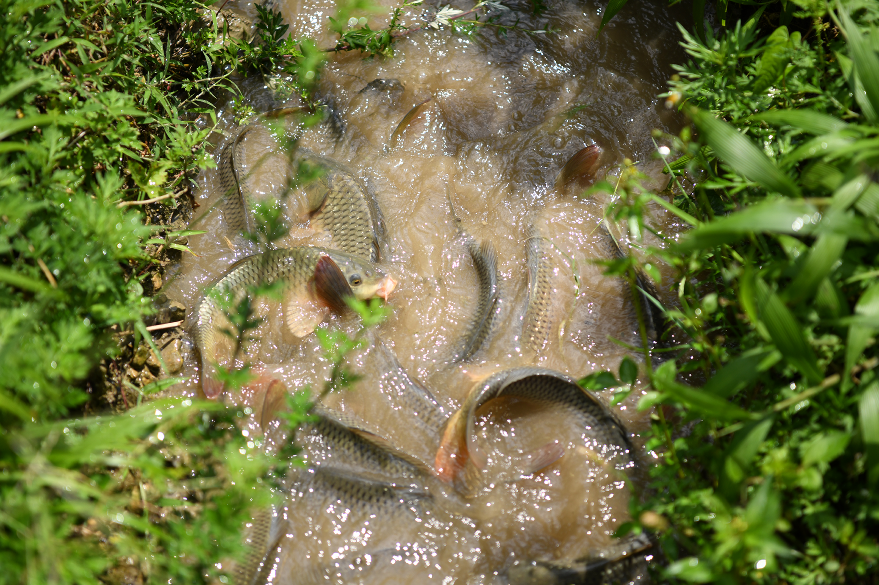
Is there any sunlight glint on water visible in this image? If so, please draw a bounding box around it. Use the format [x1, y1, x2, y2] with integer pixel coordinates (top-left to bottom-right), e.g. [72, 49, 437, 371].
[165, 0, 690, 581]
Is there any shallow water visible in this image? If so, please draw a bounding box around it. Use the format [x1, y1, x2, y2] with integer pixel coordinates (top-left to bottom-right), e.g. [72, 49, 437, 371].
[165, 0, 689, 582]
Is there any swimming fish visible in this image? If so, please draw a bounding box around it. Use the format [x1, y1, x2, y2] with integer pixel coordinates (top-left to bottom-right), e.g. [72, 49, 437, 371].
[445, 191, 501, 363]
[217, 107, 309, 236]
[239, 408, 436, 585]
[434, 368, 634, 496]
[599, 219, 667, 344]
[298, 403, 430, 483]
[369, 340, 449, 459]
[194, 247, 396, 398]
[386, 97, 431, 151]
[521, 221, 556, 356]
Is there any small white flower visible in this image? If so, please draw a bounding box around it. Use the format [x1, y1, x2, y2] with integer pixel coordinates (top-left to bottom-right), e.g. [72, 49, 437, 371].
[430, 5, 464, 29]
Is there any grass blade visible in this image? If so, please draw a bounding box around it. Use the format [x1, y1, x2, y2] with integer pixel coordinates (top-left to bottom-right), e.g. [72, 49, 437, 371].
[690, 107, 801, 198]
[676, 199, 818, 252]
[756, 279, 823, 384]
[750, 109, 849, 135]
[859, 381, 879, 487]
[598, 0, 628, 33]
[839, 9, 879, 122]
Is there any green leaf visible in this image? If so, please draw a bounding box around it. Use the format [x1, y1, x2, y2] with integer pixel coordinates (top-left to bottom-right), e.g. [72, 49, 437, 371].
[784, 234, 847, 304]
[800, 430, 850, 467]
[578, 371, 619, 391]
[721, 416, 774, 494]
[653, 361, 753, 420]
[0, 114, 76, 141]
[859, 381, 879, 487]
[756, 279, 823, 384]
[751, 109, 848, 135]
[752, 26, 790, 94]
[598, 0, 628, 33]
[704, 348, 780, 399]
[690, 107, 801, 198]
[844, 282, 879, 393]
[0, 266, 56, 296]
[618, 356, 638, 385]
[676, 199, 818, 252]
[0, 388, 31, 420]
[839, 9, 879, 122]
[0, 73, 51, 106]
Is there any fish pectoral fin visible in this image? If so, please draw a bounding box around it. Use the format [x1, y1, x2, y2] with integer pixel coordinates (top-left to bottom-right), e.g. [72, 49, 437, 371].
[435, 409, 469, 483]
[284, 292, 329, 337]
[311, 254, 354, 314]
[514, 441, 566, 477]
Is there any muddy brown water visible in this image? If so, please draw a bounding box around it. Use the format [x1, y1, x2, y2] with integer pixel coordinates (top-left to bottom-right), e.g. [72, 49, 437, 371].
[164, 0, 690, 582]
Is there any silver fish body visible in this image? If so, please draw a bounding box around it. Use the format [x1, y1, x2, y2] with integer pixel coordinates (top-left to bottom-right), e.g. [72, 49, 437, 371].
[506, 531, 655, 585]
[300, 149, 386, 262]
[217, 116, 386, 262]
[521, 222, 556, 356]
[451, 239, 500, 363]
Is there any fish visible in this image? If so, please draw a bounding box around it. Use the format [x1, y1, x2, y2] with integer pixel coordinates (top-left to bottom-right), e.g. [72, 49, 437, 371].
[434, 368, 635, 496]
[369, 340, 449, 459]
[240, 467, 432, 585]
[298, 149, 387, 263]
[521, 221, 557, 356]
[297, 403, 430, 483]
[505, 531, 655, 585]
[554, 144, 603, 193]
[445, 191, 501, 363]
[239, 408, 437, 585]
[194, 247, 396, 399]
[217, 107, 310, 236]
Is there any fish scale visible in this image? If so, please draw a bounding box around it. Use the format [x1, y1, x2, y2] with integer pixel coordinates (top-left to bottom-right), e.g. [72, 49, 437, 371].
[308, 163, 383, 262]
[522, 222, 557, 355]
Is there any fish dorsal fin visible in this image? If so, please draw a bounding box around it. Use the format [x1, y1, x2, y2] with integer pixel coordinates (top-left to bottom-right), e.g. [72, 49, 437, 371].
[555, 144, 602, 191]
[284, 289, 328, 337]
[311, 254, 354, 314]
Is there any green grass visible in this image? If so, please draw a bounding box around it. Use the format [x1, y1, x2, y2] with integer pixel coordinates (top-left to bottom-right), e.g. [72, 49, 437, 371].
[3, 0, 878, 582]
[592, 1, 879, 582]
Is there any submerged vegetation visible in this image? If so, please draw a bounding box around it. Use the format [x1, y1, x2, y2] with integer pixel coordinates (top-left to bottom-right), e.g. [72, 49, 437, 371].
[1, 0, 877, 582]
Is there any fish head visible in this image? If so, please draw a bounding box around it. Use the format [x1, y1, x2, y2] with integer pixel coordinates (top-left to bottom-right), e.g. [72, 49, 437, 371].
[327, 252, 397, 301]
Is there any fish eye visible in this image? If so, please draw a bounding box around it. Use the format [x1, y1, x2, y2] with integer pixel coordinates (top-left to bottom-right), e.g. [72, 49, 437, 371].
[349, 274, 362, 286]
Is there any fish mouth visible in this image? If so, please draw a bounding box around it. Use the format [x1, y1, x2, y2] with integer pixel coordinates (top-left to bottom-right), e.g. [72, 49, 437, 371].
[375, 275, 398, 301]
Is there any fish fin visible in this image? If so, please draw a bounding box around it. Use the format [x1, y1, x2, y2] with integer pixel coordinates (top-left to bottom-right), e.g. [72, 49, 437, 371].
[303, 175, 330, 214]
[310, 254, 354, 314]
[284, 291, 329, 337]
[434, 409, 469, 483]
[260, 378, 289, 430]
[555, 144, 602, 191]
[516, 441, 566, 476]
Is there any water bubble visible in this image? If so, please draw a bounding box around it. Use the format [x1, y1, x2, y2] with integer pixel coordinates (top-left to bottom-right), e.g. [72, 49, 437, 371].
[657, 145, 671, 156]
[755, 559, 767, 570]
[791, 217, 804, 231]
